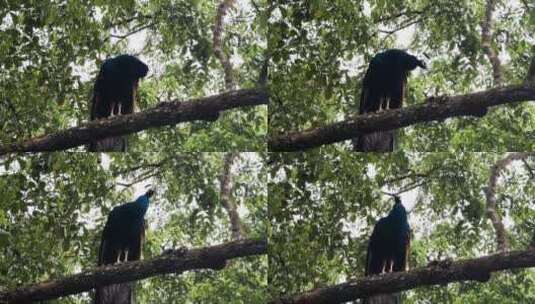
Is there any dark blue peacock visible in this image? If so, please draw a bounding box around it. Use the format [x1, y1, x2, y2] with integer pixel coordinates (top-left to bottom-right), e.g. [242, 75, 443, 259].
[364, 195, 411, 304]
[94, 189, 154, 304]
[355, 49, 426, 152]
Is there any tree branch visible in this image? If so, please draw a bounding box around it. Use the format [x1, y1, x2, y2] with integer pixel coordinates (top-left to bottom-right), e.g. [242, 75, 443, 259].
[268, 83, 535, 151]
[108, 13, 153, 28]
[114, 161, 166, 176]
[484, 152, 535, 252]
[115, 172, 160, 191]
[374, 6, 429, 23]
[481, 0, 502, 85]
[482, 0, 501, 73]
[381, 166, 441, 186]
[270, 247, 535, 304]
[110, 23, 155, 40]
[213, 0, 237, 91]
[378, 17, 423, 35]
[522, 158, 535, 178]
[220, 152, 244, 240]
[0, 88, 268, 154]
[0, 238, 266, 303]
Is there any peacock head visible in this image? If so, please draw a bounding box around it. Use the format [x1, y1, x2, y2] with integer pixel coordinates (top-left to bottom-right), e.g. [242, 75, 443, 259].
[389, 195, 407, 219]
[115, 54, 149, 79]
[403, 52, 426, 71]
[385, 49, 426, 71]
[145, 189, 155, 198]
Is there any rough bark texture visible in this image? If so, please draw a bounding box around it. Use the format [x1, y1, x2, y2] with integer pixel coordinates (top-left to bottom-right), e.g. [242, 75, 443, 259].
[270, 247, 535, 304]
[481, 0, 502, 85]
[213, 0, 236, 91]
[0, 89, 268, 154]
[0, 238, 266, 303]
[484, 152, 535, 252]
[220, 152, 244, 240]
[268, 83, 535, 151]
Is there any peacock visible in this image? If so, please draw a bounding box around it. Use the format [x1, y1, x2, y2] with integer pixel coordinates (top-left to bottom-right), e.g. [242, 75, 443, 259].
[364, 195, 411, 304]
[354, 49, 426, 152]
[94, 189, 154, 304]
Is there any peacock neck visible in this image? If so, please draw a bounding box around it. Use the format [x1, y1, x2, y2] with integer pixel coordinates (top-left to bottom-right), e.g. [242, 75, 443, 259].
[388, 205, 408, 224]
[136, 195, 150, 216]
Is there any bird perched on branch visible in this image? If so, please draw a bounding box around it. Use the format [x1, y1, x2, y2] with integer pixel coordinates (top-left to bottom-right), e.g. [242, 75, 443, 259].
[364, 195, 411, 304]
[88, 54, 149, 152]
[354, 49, 426, 152]
[94, 189, 154, 304]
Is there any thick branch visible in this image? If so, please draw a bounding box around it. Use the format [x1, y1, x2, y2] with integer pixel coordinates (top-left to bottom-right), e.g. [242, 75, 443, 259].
[269, 83, 535, 151]
[0, 238, 266, 303]
[271, 247, 535, 304]
[213, 0, 237, 91]
[0, 89, 268, 154]
[481, 0, 502, 85]
[484, 152, 535, 252]
[220, 152, 244, 240]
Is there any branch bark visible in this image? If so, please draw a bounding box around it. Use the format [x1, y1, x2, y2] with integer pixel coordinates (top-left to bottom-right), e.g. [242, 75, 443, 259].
[220, 152, 244, 240]
[270, 247, 535, 304]
[484, 152, 535, 252]
[268, 83, 535, 151]
[213, 0, 237, 91]
[481, 0, 502, 85]
[0, 88, 268, 154]
[0, 238, 266, 303]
